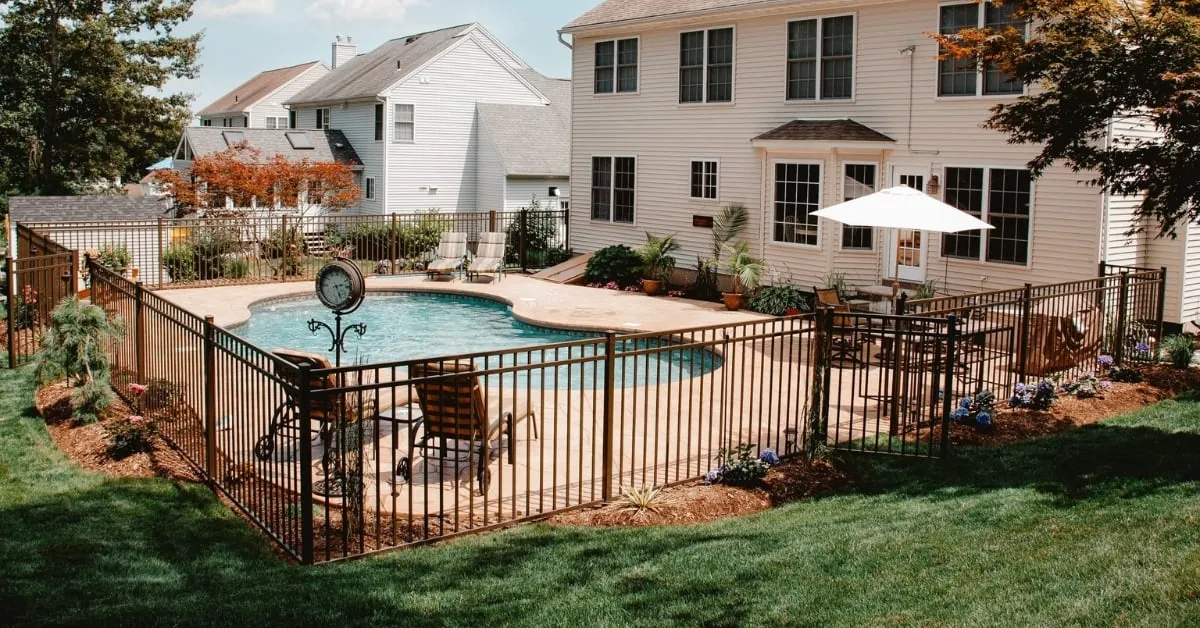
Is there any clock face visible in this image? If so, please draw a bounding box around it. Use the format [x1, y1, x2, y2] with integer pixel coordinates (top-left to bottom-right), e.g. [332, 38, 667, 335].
[315, 261, 364, 313]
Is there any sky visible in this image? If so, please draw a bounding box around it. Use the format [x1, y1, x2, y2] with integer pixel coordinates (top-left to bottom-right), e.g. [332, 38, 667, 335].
[167, 0, 598, 114]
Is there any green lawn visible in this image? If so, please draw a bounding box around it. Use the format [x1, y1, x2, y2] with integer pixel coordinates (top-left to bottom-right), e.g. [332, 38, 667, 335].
[2, 365, 1199, 626]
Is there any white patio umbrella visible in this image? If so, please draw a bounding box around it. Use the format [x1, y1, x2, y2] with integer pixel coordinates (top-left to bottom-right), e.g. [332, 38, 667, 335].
[812, 185, 994, 299]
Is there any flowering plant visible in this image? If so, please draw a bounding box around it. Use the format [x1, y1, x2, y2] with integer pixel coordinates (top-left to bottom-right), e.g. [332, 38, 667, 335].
[623, 284, 641, 292]
[14, 285, 40, 330]
[705, 444, 778, 486]
[1061, 374, 1110, 399]
[1010, 380, 1057, 410]
[105, 414, 156, 459]
[668, 290, 686, 298]
[1098, 354, 1114, 369]
[950, 389, 996, 427]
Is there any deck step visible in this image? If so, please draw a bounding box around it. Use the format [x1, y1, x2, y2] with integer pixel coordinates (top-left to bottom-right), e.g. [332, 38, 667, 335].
[531, 252, 593, 284]
[304, 232, 327, 256]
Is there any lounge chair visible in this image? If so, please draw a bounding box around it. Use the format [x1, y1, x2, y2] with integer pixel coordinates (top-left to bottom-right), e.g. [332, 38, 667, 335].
[815, 287, 868, 365]
[467, 232, 506, 282]
[426, 232, 467, 280]
[399, 360, 538, 494]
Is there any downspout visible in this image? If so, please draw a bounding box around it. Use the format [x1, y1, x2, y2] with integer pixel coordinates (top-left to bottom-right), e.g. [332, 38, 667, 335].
[379, 96, 389, 216]
[557, 32, 573, 50]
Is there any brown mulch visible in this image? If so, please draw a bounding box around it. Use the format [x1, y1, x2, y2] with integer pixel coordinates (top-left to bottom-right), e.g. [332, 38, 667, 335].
[549, 458, 853, 528]
[35, 382, 201, 483]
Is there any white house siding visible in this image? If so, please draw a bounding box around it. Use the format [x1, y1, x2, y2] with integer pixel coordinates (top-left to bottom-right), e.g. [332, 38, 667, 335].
[475, 128, 508, 212]
[505, 178, 570, 212]
[383, 37, 545, 213]
[1183, 224, 1200, 324]
[327, 102, 385, 215]
[248, 64, 330, 128]
[198, 115, 247, 128]
[569, 0, 1104, 298]
[471, 30, 530, 70]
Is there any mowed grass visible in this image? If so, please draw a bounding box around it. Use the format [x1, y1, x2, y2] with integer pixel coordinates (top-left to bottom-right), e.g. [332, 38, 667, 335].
[1, 366, 1199, 626]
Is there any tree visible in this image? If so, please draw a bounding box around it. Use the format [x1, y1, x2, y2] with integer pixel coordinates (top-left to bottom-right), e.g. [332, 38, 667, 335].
[0, 0, 199, 195]
[933, 0, 1200, 235]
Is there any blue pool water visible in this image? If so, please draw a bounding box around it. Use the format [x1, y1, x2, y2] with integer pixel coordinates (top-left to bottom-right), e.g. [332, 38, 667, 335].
[231, 292, 720, 387]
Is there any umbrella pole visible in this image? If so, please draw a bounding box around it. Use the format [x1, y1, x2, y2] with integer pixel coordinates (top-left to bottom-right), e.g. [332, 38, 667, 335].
[892, 228, 902, 303]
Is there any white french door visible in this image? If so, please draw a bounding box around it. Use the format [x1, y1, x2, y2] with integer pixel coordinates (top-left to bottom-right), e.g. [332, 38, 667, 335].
[886, 167, 929, 283]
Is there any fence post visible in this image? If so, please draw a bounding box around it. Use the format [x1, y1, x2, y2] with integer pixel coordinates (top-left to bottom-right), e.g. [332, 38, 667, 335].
[5, 257, 16, 369]
[203, 315, 218, 480]
[157, 217, 166, 288]
[280, 215, 288, 282]
[1017, 283, 1033, 381]
[296, 361, 315, 565]
[895, 292, 907, 316]
[563, 209, 570, 254]
[518, 209, 528, 272]
[135, 282, 146, 385]
[1097, 261, 1106, 278]
[70, 250, 80, 295]
[1155, 266, 1168, 353]
[390, 213, 399, 274]
[600, 331, 617, 501]
[488, 210, 497, 233]
[807, 307, 832, 458]
[941, 315, 958, 457]
[1115, 271, 1130, 364]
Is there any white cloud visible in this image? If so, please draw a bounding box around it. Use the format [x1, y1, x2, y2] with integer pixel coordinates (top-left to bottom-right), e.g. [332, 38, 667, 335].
[306, 0, 425, 21]
[194, 0, 277, 18]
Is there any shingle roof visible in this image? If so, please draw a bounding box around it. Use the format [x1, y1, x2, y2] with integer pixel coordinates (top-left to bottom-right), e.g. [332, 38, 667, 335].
[563, 0, 773, 31]
[9, 196, 170, 224]
[753, 119, 896, 143]
[477, 71, 571, 177]
[180, 127, 363, 166]
[198, 61, 325, 116]
[286, 24, 474, 105]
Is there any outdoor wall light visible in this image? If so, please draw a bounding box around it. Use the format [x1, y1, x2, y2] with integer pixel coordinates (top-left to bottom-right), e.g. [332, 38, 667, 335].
[926, 175, 941, 196]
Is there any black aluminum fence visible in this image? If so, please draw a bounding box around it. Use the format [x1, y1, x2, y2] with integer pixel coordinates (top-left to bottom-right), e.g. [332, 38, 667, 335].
[20, 209, 568, 288]
[901, 267, 1166, 396]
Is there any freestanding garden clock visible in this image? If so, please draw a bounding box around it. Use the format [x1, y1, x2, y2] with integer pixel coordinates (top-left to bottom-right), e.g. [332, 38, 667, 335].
[309, 258, 367, 368]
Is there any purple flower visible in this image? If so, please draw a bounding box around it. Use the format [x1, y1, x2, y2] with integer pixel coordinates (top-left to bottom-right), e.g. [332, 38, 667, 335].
[959, 397, 973, 409]
[976, 412, 993, 426]
[704, 468, 723, 484]
[1136, 342, 1151, 354]
[759, 449, 780, 466]
[1099, 381, 1113, 390]
[1098, 355, 1114, 367]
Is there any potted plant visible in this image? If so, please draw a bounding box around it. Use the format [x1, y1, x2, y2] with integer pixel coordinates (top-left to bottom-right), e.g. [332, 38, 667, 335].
[721, 241, 765, 310]
[639, 232, 679, 296]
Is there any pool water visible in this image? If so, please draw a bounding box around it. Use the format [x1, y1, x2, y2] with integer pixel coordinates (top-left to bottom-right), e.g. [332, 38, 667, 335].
[231, 292, 720, 387]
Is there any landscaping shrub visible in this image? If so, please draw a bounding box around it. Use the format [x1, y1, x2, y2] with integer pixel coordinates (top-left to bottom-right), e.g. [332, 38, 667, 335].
[1109, 364, 1144, 383]
[688, 257, 721, 301]
[706, 443, 777, 486]
[951, 390, 997, 427]
[260, 227, 305, 260]
[161, 244, 197, 282]
[1010, 380, 1056, 410]
[189, 227, 240, 280]
[584, 245, 643, 288]
[96, 244, 131, 275]
[105, 414, 155, 459]
[505, 201, 560, 265]
[1162, 334, 1194, 369]
[749, 284, 810, 316]
[224, 257, 250, 279]
[12, 285, 39, 330]
[36, 297, 125, 423]
[1062, 374, 1111, 398]
[398, 218, 445, 258]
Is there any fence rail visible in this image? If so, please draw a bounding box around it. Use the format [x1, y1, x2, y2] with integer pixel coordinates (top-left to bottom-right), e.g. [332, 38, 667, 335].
[4, 252, 79, 366]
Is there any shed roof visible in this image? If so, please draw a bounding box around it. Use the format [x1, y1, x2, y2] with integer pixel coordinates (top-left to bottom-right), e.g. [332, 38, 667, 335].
[179, 127, 363, 166]
[753, 119, 896, 143]
[477, 71, 571, 177]
[9, 196, 170, 224]
[198, 61, 325, 116]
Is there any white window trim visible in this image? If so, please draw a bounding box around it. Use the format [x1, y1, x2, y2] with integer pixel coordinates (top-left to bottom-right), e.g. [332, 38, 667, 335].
[365, 176, 376, 200]
[934, 1, 1029, 100]
[768, 158, 824, 250]
[590, 155, 638, 226]
[938, 164, 1035, 268]
[783, 12, 858, 103]
[593, 37, 641, 96]
[689, 158, 721, 201]
[839, 160, 878, 251]
[315, 107, 330, 130]
[678, 25, 737, 106]
[393, 103, 415, 144]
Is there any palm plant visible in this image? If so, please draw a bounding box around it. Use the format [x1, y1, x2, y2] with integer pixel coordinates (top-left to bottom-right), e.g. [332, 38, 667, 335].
[640, 232, 680, 282]
[723, 241, 766, 295]
[711, 203, 748, 263]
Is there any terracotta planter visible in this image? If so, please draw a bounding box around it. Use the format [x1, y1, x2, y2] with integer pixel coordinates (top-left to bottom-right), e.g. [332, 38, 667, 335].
[643, 279, 664, 295]
[131, 267, 140, 281]
[722, 292, 746, 311]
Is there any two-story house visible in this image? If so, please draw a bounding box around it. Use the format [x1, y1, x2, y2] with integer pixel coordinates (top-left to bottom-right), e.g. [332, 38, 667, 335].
[561, 0, 1200, 325]
[283, 24, 571, 215]
[197, 61, 330, 129]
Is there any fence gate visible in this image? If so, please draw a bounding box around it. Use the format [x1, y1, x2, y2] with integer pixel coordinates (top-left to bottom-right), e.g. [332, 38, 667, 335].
[810, 308, 958, 458]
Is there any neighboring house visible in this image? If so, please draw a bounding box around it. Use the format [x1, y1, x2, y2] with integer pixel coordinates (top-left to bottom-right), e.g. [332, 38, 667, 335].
[197, 61, 330, 129]
[560, 0, 1197, 324]
[284, 24, 570, 215]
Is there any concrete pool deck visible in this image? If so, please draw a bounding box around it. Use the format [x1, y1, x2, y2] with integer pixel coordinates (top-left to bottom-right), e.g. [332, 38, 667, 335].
[157, 275, 769, 331]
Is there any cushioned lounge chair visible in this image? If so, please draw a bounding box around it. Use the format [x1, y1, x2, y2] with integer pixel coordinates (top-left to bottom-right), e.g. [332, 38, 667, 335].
[426, 232, 467, 279]
[467, 232, 506, 282]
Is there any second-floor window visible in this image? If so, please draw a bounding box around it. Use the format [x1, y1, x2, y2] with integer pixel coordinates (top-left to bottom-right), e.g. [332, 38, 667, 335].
[374, 104, 384, 141]
[365, 177, 375, 200]
[787, 15, 855, 100]
[594, 38, 638, 94]
[690, 160, 718, 200]
[315, 108, 330, 130]
[939, 1, 1025, 96]
[680, 27, 734, 104]
[394, 104, 414, 142]
[592, 156, 636, 223]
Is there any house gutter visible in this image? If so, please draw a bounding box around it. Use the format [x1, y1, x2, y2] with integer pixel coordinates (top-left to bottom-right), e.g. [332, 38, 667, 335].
[557, 32, 572, 50]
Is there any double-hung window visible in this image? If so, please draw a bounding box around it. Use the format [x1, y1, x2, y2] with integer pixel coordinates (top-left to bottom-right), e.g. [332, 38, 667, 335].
[374, 104, 384, 141]
[772, 162, 822, 246]
[591, 156, 636, 224]
[841, 163, 876, 249]
[364, 177, 375, 200]
[942, 167, 1032, 264]
[594, 38, 639, 94]
[315, 107, 330, 130]
[679, 27, 734, 104]
[786, 15, 855, 100]
[690, 160, 718, 200]
[938, 1, 1025, 96]
[393, 104, 414, 142]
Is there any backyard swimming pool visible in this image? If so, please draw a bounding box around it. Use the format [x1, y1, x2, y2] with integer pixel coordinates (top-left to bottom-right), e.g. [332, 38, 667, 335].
[231, 292, 721, 386]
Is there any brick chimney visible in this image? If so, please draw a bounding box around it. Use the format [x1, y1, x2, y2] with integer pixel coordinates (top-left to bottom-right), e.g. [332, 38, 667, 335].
[332, 35, 357, 69]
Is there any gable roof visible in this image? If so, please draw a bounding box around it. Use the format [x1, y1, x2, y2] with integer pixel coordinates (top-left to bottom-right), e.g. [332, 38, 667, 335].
[179, 127, 363, 166]
[477, 71, 571, 177]
[198, 61, 325, 116]
[10, 196, 170, 224]
[286, 24, 474, 105]
[753, 119, 896, 143]
[563, 0, 774, 31]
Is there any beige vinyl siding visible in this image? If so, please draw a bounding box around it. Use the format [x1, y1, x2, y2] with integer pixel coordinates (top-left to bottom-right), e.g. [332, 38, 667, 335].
[505, 178, 570, 212]
[1182, 223, 1200, 324]
[384, 36, 545, 213]
[249, 64, 330, 128]
[569, 0, 1103, 295]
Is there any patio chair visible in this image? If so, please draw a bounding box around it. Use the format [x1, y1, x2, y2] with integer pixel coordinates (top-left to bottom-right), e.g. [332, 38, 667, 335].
[253, 348, 379, 463]
[467, 232, 506, 282]
[398, 360, 538, 494]
[426, 232, 468, 280]
[815, 287, 868, 365]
